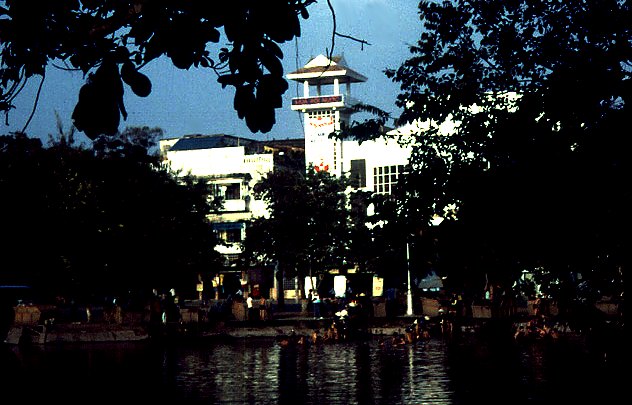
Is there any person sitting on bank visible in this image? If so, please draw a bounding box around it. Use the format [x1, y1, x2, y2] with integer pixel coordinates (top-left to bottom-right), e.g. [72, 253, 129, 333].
[246, 295, 256, 321]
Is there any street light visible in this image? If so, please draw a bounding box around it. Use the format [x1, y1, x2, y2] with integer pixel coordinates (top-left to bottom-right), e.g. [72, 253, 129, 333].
[406, 240, 413, 316]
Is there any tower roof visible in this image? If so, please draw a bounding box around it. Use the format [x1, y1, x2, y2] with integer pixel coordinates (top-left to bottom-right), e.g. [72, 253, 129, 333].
[287, 54, 367, 85]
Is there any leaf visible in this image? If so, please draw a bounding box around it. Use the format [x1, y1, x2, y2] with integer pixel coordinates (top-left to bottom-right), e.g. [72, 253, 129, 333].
[266, 7, 300, 43]
[244, 109, 260, 133]
[257, 74, 287, 108]
[300, 6, 309, 20]
[234, 85, 255, 119]
[261, 38, 284, 59]
[120, 61, 136, 86]
[217, 73, 240, 88]
[130, 72, 151, 97]
[112, 46, 130, 63]
[204, 26, 221, 43]
[169, 47, 195, 70]
[72, 81, 121, 140]
[259, 51, 283, 76]
[72, 59, 126, 139]
[256, 106, 275, 133]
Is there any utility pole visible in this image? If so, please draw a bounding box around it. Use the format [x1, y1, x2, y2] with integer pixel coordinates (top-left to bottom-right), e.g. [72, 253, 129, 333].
[406, 240, 414, 316]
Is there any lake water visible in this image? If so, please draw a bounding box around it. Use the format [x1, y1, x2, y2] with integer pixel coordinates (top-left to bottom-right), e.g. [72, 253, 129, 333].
[1, 333, 624, 405]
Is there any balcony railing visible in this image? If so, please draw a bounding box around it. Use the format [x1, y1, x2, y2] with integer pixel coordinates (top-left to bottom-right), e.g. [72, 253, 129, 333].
[292, 94, 342, 105]
[290, 94, 363, 111]
[291, 94, 363, 111]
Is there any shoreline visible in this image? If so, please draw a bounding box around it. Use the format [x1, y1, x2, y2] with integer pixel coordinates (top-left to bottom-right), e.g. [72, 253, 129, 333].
[4, 315, 434, 345]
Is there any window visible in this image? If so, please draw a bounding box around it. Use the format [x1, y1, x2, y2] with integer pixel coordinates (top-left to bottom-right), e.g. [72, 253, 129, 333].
[225, 229, 242, 243]
[283, 277, 298, 291]
[213, 223, 244, 244]
[350, 159, 366, 188]
[373, 164, 405, 195]
[224, 254, 240, 267]
[308, 110, 333, 119]
[211, 184, 223, 197]
[225, 183, 241, 200]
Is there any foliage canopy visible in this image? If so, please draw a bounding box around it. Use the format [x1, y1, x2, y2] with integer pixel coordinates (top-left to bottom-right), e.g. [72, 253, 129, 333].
[0, 127, 222, 302]
[244, 167, 350, 300]
[0, 0, 316, 138]
[386, 0, 629, 296]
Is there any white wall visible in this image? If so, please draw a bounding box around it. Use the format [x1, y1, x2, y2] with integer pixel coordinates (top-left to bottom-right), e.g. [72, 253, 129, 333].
[166, 146, 247, 176]
[340, 136, 412, 192]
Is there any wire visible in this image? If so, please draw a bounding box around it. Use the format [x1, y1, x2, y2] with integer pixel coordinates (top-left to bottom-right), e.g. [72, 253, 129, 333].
[294, 36, 305, 139]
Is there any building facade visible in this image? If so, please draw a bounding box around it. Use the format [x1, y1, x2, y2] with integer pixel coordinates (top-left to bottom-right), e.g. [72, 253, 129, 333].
[159, 134, 304, 269]
[160, 55, 414, 299]
[287, 54, 412, 196]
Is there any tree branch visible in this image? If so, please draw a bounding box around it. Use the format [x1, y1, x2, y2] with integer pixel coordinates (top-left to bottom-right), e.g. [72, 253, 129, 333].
[335, 32, 371, 50]
[22, 69, 46, 133]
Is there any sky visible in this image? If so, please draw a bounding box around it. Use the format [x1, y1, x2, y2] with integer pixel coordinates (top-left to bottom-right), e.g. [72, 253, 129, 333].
[2, 0, 421, 145]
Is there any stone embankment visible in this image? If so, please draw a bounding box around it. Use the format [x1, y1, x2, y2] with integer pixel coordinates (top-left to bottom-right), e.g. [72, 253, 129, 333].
[5, 320, 414, 345]
[196, 321, 412, 340]
[5, 323, 150, 345]
[6, 296, 621, 345]
[5, 311, 418, 345]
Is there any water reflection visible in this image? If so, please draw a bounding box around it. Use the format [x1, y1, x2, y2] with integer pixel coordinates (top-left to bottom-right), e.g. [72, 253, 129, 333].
[1, 335, 623, 405]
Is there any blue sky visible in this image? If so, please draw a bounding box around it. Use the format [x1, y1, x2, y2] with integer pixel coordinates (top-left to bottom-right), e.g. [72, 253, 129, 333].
[2, 1, 421, 145]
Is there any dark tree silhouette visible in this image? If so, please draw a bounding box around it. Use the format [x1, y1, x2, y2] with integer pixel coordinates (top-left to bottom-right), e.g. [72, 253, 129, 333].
[0, 127, 222, 302]
[385, 0, 629, 297]
[244, 166, 350, 306]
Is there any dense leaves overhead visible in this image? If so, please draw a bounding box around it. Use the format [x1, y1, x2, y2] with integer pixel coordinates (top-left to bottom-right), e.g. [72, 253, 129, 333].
[389, 0, 630, 131]
[0, 1, 315, 138]
[386, 0, 630, 293]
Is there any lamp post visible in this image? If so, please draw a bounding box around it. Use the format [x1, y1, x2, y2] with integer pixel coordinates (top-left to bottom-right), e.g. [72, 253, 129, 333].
[406, 240, 414, 316]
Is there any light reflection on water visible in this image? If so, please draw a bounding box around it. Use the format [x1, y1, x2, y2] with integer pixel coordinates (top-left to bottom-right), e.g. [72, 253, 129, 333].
[170, 339, 454, 405]
[2, 335, 624, 405]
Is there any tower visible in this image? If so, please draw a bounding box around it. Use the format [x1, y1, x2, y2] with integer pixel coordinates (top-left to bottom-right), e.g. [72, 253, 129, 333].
[287, 54, 367, 177]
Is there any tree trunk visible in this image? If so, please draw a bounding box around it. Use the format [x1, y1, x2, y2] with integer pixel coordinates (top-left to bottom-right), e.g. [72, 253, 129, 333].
[298, 275, 305, 300]
[275, 264, 285, 310]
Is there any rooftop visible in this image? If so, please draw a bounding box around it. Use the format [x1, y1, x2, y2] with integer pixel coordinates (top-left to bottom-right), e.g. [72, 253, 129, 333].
[164, 135, 305, 155]
[287, 54, 367, 85]
[169, 134, 257, 151]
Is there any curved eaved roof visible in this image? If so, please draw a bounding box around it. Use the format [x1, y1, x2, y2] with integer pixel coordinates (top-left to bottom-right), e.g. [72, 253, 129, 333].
[287, 54, 367, 84]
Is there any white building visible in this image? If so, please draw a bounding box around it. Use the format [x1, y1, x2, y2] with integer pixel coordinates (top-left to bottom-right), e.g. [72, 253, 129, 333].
[287, 55, 414, 298]
[159, 55, 414, 298]
[159, 134, 304, 267]
[287, 54, 412, 196]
